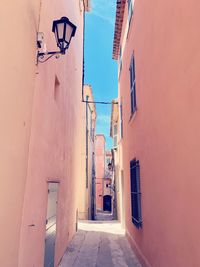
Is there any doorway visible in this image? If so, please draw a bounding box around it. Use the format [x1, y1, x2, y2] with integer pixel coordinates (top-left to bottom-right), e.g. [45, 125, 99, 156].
[44, 182, 59, 267]
[103, 195, 112, 212]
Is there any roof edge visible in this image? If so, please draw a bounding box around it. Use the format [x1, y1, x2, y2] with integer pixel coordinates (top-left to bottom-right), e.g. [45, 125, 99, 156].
[112, 0, 126, 60]
[110, 99, 118, 137]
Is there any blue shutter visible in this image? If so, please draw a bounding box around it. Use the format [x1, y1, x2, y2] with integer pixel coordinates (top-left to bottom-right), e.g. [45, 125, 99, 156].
[130, 159, 142, 228]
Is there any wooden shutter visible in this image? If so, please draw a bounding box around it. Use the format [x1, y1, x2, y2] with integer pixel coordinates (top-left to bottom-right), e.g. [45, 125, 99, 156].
[130, 55, 136, 114]
[130, 159, 142, 228]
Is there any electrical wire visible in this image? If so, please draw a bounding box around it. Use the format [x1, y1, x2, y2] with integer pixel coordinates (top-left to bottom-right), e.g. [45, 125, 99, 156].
[82, 100, 118, 105]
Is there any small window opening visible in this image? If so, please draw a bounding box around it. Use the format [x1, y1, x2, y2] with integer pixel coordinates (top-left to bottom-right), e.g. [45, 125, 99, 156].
[54, 76, 60, 101]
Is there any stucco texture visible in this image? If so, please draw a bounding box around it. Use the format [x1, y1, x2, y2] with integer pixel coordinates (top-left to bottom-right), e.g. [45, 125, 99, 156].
[0, 0, 85, 266]
[118, 0, 200, 267]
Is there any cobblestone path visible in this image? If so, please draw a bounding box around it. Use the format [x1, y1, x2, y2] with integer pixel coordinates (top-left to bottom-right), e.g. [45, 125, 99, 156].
[59, 221, 142, 267]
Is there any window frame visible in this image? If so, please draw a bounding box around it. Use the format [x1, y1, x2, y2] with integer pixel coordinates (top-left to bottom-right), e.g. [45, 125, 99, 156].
[128, 0, 133, 25]
[119, 46, 123, 72]
[120, 100, 123, 139]
[129, 54, 137, 115]
[113, 123, 118, 148]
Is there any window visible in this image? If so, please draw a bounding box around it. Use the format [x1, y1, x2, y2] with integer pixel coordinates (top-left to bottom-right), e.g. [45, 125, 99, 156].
[114, 124, 118, 135]
[54, 75, 60, 101]
[130, 159, 142, 228]
[119, 46, 122, 73]
[130, 55, 136, 114]
[106, 158, 110, 164]
[90, 109, 93, 140]
[113, 124, 118, 148]
[128, 0, 133, 24]
[120, 101, 123, 139]
[92, 128, 95, 142]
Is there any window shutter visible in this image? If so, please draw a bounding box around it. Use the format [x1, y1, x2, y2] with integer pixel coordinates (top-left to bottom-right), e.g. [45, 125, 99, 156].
[128, 0, 133, 24]
[130, 55, 136, 114]
[129, 63, 133, 90]
[113, 136, 117, 148]
[130, 159, 142, 228]
[120, 103, 123, 139]
[113, 124, 118, 148]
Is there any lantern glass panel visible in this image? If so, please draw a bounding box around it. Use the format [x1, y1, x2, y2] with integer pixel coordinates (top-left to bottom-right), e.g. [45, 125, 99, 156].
[65, 24, 74, 44]
[57, 22, 65, 41]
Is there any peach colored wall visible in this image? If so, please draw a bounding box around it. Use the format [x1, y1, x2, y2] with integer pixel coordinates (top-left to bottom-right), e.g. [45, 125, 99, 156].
[110, 101, 124, 224]
[95, 135, 105, 211]
[0, 1, 84, 266]
[78, 85, 96, 220]
[117, 1, 200, 267]
[18, 1, 85, 266]
[78, 96, 89, 220]
[0, 1, 41, 266]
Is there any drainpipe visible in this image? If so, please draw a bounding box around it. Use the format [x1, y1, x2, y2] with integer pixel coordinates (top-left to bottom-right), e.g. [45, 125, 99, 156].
[91, 151, 96, 220]
[111, 149, 118, 220]
[82, 1, 86, 102]
[86, 95, 89, 190]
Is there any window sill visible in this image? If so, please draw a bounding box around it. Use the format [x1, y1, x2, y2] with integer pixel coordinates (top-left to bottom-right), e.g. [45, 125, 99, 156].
[129, 108, 137, 124]
[132, 219, 142, 229]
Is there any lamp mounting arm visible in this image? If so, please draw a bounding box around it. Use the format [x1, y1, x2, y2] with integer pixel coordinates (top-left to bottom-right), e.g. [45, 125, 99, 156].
[37, 51, 61, 64]
[38, 51, 60, 57]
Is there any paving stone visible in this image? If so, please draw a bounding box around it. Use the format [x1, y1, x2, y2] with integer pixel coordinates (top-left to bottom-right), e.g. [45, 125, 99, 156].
[96, 233, 113, 267]
[117, 237, 142, 267]
[59, 221, 142, 267]
[59, 231, 86, 267]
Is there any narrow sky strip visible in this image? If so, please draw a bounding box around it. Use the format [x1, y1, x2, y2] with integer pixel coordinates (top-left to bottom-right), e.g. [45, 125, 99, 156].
[84, 0, 118, 150]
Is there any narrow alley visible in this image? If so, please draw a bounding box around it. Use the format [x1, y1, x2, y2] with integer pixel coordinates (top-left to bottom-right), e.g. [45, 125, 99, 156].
[59, 219, 141, 267]
[2, 0, 200, 266]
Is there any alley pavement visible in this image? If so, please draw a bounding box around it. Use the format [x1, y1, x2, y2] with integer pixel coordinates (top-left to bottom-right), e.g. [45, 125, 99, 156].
[95, 211, 114, 221]
[59, 219, 142, 267]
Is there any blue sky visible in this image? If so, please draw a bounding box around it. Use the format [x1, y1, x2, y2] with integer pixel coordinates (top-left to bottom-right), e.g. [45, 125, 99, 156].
[84, 0, 118, 150]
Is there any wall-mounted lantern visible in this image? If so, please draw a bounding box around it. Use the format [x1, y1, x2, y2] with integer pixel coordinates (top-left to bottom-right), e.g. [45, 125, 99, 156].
[37, 17, 77, 63]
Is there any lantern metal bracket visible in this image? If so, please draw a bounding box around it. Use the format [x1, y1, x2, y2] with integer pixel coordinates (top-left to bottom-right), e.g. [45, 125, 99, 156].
[37, 51, 62, 63]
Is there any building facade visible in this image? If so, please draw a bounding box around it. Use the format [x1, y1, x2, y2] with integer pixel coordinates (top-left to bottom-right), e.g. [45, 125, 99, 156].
[95, 134, 106, 212]
[0, 0, 90, 266]
[103, 151, 113, 212]
[113, 0, 200, 267]
[110, 99, 124, 224]
[78, 84, 96, 220]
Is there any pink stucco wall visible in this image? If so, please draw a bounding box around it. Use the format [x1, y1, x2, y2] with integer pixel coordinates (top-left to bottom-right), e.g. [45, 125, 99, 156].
[0, 1, 41, 266]
[0, 1, 85, 266]
[95, 135, 106, 211]
[117, 1, 200, 267]
[18, 1, 85, 266]
[78, 85, 96, 220]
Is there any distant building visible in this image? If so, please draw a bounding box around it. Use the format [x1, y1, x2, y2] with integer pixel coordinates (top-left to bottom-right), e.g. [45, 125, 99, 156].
[95, 134, 106, 212]
[103, 151, 113, 212]
[78, 85, 96, 220]
[110, 99, 124, 223]
[113, 0, 200, 267]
